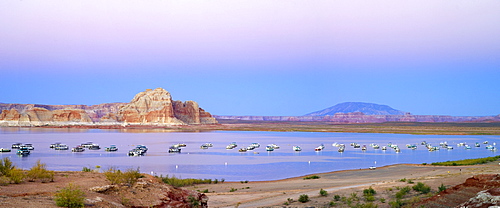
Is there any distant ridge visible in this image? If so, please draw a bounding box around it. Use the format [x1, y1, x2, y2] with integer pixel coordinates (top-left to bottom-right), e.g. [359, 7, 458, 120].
[304, 102, 407, 116]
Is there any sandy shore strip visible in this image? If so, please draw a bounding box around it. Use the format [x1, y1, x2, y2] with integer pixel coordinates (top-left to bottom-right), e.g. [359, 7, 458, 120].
[186, 163, 499, 207]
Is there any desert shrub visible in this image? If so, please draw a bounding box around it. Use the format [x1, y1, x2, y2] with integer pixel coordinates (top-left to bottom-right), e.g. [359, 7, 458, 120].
[0, 175, 10, 186]
[81, 167, 92, 172]
[389, 199, 404, 208]
[122, 168, 142, 184]
[188, 195, 200, 208]
[8, 167, 25, 184]
[229, 187, 237, 192]
[0, 157, 15, 176]
[303, 175, 320, 180]
[159, 175, 221, 187]
[349, 192, 359, 201]
[298, 194, 309, 203]
[104, 167, 142, 185]
[395, 186, 411, 199]
[363, 186, 376, 196]
[104, 167, 122, 184]
[431, 156, 500, 166]
[334, 194, 341, 201]
[54, 183, 85, 207]
[380, 198, 386, 203]
[27, 160, 54, 182]
[399, 178, 406, 182]
[438, 183, 447, 192]
[412, 182, 431, 194]
[365, 195, 376, 202]
[320, 188, 328, 196]
[355, 202, 378, 208]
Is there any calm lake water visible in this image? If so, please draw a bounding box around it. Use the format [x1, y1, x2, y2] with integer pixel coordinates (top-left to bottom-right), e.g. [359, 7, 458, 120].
[0, 127, 498, 181]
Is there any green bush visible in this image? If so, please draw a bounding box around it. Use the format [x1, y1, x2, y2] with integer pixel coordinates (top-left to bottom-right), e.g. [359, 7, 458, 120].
[395, 186, 411, 199]
[363, 187, 376, 196]
[412, 182, 431, 194]
[334, 194, 341, 201]
[365, 195, 376, 202]
[303, 175, 320, 180]
[389, 199, 404, 208]
[54, 183, 85, 207]
[431, 156, 500, 166]
[298, 194, 309, 203]
[159, 175, 223, 187]
[81, 167, 92, 172]
[438, 183, 447, 192]
[320, 188, 328, 196]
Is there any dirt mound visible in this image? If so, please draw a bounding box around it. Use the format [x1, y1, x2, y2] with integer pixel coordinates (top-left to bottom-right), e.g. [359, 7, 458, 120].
[416, 174, 500, 208]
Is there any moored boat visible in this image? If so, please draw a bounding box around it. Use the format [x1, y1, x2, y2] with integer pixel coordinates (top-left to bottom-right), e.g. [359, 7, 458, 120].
[168, 146, 181, 153]
[16, 147, 30, 156]
[54, 144, 69, 150]
[21, 143, 34, 150]
[105, 145, 118, 152]
[50, 143, 62, 148]
[226, 142, 237, 149]
[265, 145, 274, 151]
[72, 146, 85, 152]
[250, 143, 260, 148]
[11, 143, 22, 149]
[315, 144, 325, 151]
[0, 148, 12, 152]
[293, 146, 302, 151]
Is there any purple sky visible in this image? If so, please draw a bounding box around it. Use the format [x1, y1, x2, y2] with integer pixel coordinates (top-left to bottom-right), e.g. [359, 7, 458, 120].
[1, 1, 499, 116]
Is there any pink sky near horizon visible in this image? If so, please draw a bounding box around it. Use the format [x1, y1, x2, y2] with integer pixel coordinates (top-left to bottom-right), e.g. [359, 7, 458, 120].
[1, 1, 499, 116]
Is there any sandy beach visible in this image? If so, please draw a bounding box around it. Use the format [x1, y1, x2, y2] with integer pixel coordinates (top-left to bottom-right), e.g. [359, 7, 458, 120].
[186, 162, 499, 207]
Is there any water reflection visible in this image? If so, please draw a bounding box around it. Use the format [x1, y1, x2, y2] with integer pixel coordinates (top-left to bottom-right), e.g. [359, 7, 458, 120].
[0, 127, 498, 181]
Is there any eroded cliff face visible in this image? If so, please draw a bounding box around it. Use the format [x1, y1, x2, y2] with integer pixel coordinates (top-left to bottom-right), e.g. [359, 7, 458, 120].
[0, 88, 218, 126]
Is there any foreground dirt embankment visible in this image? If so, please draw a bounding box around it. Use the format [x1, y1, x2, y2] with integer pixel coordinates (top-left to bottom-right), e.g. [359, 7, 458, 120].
[0, 172, 207, 208]
[188, 162, 500, 208]
[0, 162, 498, 208]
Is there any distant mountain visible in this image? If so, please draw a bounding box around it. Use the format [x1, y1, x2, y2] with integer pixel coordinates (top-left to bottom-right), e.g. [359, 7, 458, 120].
[304, 102, 407, 116]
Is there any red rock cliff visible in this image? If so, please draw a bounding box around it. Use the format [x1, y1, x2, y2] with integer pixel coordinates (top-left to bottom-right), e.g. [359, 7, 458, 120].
[0, 88, 218, 126]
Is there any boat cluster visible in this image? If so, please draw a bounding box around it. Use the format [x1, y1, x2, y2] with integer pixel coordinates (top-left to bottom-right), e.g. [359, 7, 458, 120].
[9, 143, 34, 156]
[421, 140, 496, 152]
[0, 142, 121, 157]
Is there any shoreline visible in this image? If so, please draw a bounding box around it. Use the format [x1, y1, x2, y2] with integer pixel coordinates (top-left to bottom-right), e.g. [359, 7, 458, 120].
[189, 162, 499, 207]
[2, 121, 500, 135]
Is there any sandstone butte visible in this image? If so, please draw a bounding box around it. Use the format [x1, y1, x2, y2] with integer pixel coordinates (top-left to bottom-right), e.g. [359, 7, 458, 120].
[0, 88, 217, 127]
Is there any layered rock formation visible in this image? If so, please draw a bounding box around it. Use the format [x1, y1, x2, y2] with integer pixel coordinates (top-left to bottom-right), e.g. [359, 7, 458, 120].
[0, 88, 217, 126]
